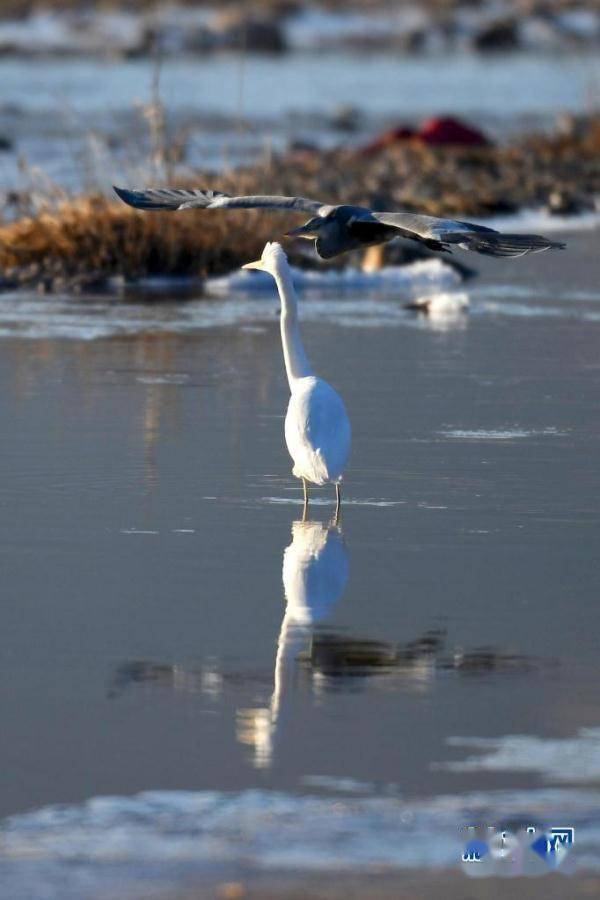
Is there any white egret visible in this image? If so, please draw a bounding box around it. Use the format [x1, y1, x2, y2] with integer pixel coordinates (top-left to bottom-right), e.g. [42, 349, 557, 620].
[243, 242, 351, 517]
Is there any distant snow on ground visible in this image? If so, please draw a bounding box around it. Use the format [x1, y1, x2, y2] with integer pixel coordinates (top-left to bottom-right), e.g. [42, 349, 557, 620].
[204, 258, 461, 296]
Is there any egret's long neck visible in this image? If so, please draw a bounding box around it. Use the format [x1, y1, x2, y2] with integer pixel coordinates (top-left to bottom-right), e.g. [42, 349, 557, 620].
[274, 267, 313, 389]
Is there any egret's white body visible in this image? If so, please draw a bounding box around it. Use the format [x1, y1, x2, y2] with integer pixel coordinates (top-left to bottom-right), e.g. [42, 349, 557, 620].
[243, 243, 351, 512]
[285, 377, 350, 485]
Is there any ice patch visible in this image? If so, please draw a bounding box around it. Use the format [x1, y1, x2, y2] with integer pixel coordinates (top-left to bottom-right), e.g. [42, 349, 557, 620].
[439, 427, 566, 441]
[204, 259, 461, 296]
[480, 301, 572, 319]
[119, 528, 159, 535]
[480, 208, 600, 234]
[0, 262, 462, 341]
[302, 775, 382, 794]
[2, 785, 600, 899]
[442, 727, 600, 783]
[4, 242, 600, 340]
[261, 496, 405, 508]
[134, 374, 190, 385]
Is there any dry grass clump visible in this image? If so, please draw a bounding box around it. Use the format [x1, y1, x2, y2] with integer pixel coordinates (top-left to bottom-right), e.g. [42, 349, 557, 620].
[0, 196, 297, 291]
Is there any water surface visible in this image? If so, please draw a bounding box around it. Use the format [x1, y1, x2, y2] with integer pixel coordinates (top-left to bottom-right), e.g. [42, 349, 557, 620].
[0, 50, 597, 189]
[1, 231, 600, 893]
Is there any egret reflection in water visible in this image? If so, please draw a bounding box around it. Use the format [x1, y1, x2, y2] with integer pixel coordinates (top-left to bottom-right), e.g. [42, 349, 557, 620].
[108, 513, 540, 754]
[237, 517, 349, 769]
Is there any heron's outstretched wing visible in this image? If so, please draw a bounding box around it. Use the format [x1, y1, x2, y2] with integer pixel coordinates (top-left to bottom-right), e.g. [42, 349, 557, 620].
[370, 211, 565, 257]
[113, 186, 328, 215]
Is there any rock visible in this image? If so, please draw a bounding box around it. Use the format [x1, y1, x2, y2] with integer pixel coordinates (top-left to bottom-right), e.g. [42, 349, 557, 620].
[329, 105, 363, 134]
[209, 9, 287, 53]
[473, 18, 520, 51]
[477, 198, 519, 215]
[398, 28, 427, 53]
[287, 139, 320, 155]
[336, 28, 426, 53]
[546, 190, 588, 216]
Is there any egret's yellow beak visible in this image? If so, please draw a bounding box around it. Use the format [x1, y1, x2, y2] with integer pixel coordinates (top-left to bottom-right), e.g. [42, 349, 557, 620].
[242, 259, 264, 270]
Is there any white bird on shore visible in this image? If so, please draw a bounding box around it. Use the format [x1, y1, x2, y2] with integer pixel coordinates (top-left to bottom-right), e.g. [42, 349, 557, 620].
[243, 243, 351, 516]
[405, 291, 470, 315]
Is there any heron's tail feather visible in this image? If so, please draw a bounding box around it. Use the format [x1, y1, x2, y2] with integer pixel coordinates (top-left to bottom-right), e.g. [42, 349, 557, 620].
[446, 231, 565, 258]
[113, 186, 228, 211]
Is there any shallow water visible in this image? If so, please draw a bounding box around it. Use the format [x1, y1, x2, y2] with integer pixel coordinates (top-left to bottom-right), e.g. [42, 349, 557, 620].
[1, 230, 600, 893]
[0, 50, 598, 189]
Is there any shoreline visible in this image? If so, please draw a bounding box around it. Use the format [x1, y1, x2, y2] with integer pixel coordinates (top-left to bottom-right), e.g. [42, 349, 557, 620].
[0, 111, 598, 293]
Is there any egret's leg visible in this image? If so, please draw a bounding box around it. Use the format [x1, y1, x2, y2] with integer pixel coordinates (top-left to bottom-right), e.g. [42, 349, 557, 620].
[335, 483, 341, 523]
[302, 478, 309, 521]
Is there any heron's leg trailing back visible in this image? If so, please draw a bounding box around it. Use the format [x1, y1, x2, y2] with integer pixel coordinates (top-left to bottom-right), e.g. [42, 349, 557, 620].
[302, 478, 309, 521]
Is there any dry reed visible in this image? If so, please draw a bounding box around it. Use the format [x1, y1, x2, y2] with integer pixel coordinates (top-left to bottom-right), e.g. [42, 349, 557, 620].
[0, 196, 303, 290]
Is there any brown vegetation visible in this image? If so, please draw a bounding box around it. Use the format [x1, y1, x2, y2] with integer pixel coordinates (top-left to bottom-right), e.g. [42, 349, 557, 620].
[0, 115, 597, 292]
[0, 196, 297, 291]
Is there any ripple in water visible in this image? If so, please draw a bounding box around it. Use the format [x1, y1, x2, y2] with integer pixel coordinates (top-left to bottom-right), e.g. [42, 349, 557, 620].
[439, 427, 567, 440]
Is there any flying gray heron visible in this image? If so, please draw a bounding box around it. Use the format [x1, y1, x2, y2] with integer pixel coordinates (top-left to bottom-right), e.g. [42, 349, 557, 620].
[113, 186, 565, 260]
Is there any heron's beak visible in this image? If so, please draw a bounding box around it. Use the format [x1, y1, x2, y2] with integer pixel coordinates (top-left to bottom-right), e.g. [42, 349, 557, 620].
[242, 259, 264, 270]
[284, 224, 316, 239]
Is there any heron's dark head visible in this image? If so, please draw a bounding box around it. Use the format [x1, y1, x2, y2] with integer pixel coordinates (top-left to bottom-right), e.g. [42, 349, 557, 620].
[284, 216, 324, 240]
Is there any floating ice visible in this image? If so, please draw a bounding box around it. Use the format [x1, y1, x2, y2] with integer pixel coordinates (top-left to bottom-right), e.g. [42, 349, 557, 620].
[443, 727, 600, 783]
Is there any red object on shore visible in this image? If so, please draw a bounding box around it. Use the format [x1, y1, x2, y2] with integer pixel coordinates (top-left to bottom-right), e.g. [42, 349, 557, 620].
[360, 126, 417, 155]
[360, 116, 490, 155]
[418, 116, 489, 147]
